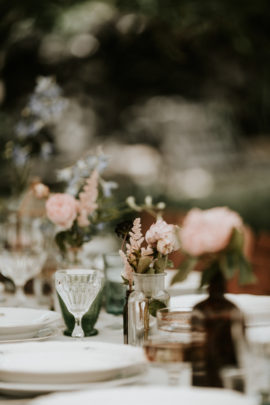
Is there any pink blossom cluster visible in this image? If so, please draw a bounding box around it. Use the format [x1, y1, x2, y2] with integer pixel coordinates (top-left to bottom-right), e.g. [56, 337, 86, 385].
[45, 170, 99, 229]
[145, 219, 180, 255]
[180, 207, 243, 256]
[120, 217, 180, 283]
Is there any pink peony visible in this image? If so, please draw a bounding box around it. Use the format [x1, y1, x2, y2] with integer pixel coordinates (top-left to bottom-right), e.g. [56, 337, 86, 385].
[145, 219, 180, 255]
[181, 207, 243, 256]
[46, 193, 78, 229]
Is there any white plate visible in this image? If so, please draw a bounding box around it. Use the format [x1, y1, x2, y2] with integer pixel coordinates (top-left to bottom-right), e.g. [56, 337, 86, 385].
[0, 374, 144, 397]
[30, 386, 256, 405]
[0, 327, 60, 344]
[0, 307, 62, 339]
[0, 341, 147, 384]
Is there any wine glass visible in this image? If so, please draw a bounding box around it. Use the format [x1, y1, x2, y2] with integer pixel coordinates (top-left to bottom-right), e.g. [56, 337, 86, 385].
[55, 269, 102, 338]
[0, 213, 47, 305]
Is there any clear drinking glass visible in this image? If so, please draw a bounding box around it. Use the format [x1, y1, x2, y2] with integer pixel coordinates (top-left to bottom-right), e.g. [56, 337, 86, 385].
[143, 307, 194, 386]
[143, 336, 192, 386]
[157, 307, 192, 339]
[0, 213, 47, 305]
[55, 269, 102, 338]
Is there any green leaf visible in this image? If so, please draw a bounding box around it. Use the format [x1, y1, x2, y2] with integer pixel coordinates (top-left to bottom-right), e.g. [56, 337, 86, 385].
[55, 231, 68, 253]
[149, 299, 166, 317]
[154, 256, 168, 273]
[170, 257, 197, 285]
[167, 260, 174, 268]
[238, 255, 256, 285]
[228, 228, 244, 252]
[137, 256, 152, 273]
[200, 262, 219, 287]
[219, 252, 239, 280]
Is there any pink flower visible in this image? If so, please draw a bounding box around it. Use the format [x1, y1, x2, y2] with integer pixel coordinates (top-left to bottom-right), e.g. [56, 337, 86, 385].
[181, 207, 243, 256]
[46, 193, 78, 229]
[77, 170, 99, 227]
[145, 219, 180, 255]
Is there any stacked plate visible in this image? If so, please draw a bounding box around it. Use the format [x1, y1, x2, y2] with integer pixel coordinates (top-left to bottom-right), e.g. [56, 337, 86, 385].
[0, 307, 62, 343]
[0, 341, 147, 396]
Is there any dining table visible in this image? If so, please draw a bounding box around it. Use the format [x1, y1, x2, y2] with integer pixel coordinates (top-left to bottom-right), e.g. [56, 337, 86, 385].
[0, 274, 269, 405]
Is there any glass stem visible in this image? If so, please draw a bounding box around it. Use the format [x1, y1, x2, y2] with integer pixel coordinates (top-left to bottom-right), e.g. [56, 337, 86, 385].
[15, 285, 27, 306]
[72, 314, 84, 338]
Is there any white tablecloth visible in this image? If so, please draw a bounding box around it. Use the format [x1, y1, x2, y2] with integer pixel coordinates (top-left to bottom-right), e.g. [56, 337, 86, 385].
[1, 292, 270, 404]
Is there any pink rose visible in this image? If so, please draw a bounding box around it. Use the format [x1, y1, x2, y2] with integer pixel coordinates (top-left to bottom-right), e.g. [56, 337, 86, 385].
[181, 207, 243, 256]
[46, 193, 78, 229]
[146, 219, 180, 255]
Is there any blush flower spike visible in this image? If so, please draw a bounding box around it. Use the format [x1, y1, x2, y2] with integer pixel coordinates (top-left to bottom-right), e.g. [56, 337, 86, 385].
[77, 170, 99, 227]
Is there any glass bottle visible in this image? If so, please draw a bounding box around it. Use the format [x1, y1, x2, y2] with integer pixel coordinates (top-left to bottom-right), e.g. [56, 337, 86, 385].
[191, 269, 244, 388]
[128, 273, 170, 346]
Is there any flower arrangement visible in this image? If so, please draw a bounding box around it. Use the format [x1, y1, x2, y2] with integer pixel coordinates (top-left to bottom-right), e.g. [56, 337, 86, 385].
[171, 206, 254, 286]
[119, 216, 180, 290]
[35, 153, 120, 255]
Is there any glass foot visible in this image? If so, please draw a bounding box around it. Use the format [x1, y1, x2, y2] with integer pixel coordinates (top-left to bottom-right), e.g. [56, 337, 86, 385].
[63, 328, 98, 337]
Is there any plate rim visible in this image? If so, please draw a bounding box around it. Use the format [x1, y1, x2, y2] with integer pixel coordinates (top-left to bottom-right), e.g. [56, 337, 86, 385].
[0, 341, 147, 384]
[0, 307, 62, 335]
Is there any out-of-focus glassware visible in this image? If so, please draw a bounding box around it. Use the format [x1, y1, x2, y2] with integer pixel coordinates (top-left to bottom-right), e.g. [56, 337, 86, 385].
[104, 253, 126, 315]
[143, 335, 192, 386]
[223, 320, 270, 399]
[143, 307, 194, 386]
[55, 269, 102, 338]
[128, 273, 170, 346]
[157, 307, 192, 338]
[0, 213, 47, 305]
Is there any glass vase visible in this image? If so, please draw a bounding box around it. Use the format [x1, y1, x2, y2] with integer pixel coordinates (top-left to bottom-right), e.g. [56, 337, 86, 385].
[56, 248, 105, 337]
[191, 269, 244, 388]
[128, 273, 170, 346]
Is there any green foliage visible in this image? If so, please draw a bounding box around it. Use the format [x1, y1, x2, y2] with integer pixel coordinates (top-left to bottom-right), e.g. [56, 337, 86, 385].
[171, 257, 198, 285]
[200, 261, 220, 288]
[148, 298, 166, 317]
[137, 256, 152, 273]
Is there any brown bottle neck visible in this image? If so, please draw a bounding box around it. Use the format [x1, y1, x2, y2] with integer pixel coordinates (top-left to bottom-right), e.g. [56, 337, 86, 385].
[208, 271, 226, 298]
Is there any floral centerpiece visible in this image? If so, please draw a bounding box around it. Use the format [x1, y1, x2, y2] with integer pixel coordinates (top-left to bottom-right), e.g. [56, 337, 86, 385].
[43, 153, 119, 260]
[119, 217, 180, 287]
[171, 206, 254, 287]
[171, 206, 255, 387]
[118, 216, 180, 345]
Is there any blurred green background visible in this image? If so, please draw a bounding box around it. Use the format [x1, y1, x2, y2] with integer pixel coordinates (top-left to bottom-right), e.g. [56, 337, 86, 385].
[1, 0, 270, 230]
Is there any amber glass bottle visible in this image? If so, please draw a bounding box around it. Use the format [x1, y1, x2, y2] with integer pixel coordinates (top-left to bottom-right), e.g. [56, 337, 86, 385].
[191, 270, 244, 388]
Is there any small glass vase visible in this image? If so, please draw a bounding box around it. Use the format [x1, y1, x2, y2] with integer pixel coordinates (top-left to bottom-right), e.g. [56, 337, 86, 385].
[128, 273, 170, 346]
[191, 268, 244, 388]
[56, 248, 105, 337]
